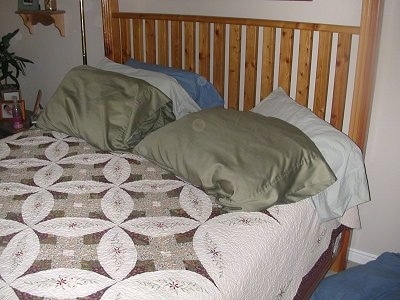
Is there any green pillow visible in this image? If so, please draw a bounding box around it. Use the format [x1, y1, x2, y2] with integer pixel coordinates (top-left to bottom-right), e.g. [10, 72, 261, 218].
[37, 65, 175, 152]
[134, 108, 336, 212]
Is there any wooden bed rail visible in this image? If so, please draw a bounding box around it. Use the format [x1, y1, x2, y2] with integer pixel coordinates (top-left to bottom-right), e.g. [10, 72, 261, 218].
[101, 0, 383, 272]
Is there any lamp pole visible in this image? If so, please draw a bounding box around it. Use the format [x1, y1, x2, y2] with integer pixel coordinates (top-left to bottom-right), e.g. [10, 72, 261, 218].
[79, 0, 87, 65]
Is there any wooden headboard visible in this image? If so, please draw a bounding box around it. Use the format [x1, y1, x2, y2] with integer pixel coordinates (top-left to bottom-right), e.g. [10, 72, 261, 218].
[100, 0, 383, 271]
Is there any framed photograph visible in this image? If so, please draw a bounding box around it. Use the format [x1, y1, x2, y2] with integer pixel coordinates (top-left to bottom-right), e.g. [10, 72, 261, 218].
[0, 100, 26, 121]
[33, 89, 43, 117]
[1, 89, 21, 101]
[18, 0, 40, 11]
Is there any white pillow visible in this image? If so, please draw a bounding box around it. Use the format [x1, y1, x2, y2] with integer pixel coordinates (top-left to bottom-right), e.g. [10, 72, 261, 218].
[252, 87, 370, 221]
[96, 58, 201, 119]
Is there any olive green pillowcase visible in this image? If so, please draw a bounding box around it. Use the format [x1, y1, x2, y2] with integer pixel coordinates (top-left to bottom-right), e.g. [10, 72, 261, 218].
[134, 108, 336, 212]
[37, 65, 175, 152]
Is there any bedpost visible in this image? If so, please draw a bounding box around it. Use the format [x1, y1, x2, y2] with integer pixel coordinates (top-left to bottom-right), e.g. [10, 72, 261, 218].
[331, 0, 384, 273]
[101, 0, 119, 60]
[349, 0, 384, 152]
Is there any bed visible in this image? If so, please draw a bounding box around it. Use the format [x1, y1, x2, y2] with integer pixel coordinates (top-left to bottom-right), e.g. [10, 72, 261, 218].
[0, 0, 382, 299]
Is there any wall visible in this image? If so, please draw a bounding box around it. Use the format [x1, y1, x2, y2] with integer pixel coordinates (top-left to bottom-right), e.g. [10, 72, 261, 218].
[0, 0, 398, 263]
[351, 0, 400, 262]
[0, 1, 104, 107]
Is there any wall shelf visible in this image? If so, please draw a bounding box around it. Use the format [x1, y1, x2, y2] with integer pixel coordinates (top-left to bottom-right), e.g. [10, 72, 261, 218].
[16, 10, 66, 37]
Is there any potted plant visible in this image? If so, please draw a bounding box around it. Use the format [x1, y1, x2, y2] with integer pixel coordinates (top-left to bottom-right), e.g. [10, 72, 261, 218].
[0, 29, 33, 90]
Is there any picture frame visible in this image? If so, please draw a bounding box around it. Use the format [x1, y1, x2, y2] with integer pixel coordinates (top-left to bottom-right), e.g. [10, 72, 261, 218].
[18, 0, 40, 11]
[1, 89, 21, 101]
[33, 89, 43, 117]
[0, 100, 26, 121]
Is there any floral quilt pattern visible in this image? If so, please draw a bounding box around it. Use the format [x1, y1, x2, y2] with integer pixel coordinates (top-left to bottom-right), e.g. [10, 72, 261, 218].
[0, 130, 339, 299]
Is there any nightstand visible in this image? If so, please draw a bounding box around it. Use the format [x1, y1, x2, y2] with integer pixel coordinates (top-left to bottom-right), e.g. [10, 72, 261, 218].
[0, 111, 33, 138]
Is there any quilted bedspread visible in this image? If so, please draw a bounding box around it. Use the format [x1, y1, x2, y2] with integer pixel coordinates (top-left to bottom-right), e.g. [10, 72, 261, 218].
[0, 129, 342, 299]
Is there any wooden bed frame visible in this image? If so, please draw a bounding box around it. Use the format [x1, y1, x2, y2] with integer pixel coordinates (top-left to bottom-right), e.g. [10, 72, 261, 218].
[100, 0, 382, 275]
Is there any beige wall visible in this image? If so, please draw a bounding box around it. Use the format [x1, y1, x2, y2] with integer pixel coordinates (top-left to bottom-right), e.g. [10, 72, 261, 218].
[351, 0, 400, 261]
[0, 0, 398, 262]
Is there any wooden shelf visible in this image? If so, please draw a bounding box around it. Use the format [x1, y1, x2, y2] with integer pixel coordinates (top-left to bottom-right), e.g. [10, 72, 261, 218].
[16, 10, 66, 37]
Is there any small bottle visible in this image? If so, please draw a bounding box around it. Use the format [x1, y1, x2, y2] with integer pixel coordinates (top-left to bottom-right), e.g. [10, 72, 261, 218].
[44, 0, 57, 11]
[12, 102, 23, 130]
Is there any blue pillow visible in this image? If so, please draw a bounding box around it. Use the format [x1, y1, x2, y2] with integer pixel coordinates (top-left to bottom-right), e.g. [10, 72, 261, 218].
[125, 58, 224, 109]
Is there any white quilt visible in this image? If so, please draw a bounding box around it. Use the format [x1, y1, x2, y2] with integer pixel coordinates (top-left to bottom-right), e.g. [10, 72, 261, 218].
[0, 130, 357, 299]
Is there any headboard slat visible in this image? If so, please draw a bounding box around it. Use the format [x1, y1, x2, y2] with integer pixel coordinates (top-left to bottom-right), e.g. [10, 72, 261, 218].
[228, 24, 241, 110]
[278, 28, 294, 94]
[120, 18, 131, 62]
[261, 27, 275, 100]
[244, 25, 258, 111]
[213, 23, 226, 98]
[170, 21, 182, 68]
[199, 22, 211, 79]
[132, 19, 143, 62]
[331, 32, 352, 130]
[157, 20, 168, 65]
[313, 31, 333, 119]
[184, 22, 195, 71]
[296, 29, 313, 106]
[145, 20, 156, 64]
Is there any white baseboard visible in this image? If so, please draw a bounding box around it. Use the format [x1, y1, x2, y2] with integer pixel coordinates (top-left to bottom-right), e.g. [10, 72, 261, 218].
[348, 248, 378, 265]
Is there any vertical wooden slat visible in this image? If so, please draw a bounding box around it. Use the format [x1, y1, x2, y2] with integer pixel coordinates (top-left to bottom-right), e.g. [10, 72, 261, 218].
[170, 20, 182, 68]
[112, 19, 122, 63]
[132, 19, 144, 62]
[213, 23, 226, 99]
[261, 27, 275, 100]
[243, 25, 258, 111]
[296, 30, 313, 106]
[184, 21, 195, 71]
[228, 24, 241, 110]
[145, 19, 156, 63]
[198, 22, 210, 80]
[313, 31, 333, 119]
[278, 28, 294, 95]
[101, 0, 119, 60]
[120, 18, 131, 63]
[330, 33, 352, 130]
[157, 20, 168, 66]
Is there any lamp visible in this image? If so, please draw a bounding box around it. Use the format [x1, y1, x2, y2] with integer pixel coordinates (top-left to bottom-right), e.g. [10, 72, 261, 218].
[79, 0, 87, 65]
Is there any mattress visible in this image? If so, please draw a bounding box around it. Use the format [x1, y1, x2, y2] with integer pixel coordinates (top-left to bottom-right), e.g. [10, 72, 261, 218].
[0, 129, 353, 299]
